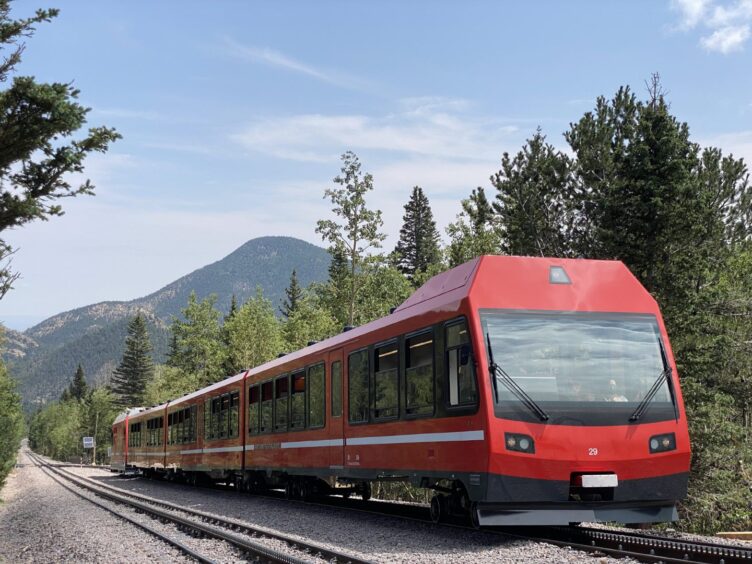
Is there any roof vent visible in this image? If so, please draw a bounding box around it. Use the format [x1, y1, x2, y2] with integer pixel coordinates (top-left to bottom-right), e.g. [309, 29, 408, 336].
[389, 307, 396, 314]
[277, 352, 287, 358]
[307, 340, 318, 346]
[549, 265, 571, 285]
[342, 325, 354, 332]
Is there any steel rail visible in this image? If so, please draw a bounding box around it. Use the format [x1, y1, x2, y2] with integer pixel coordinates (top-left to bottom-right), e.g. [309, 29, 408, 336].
[30, 455, 216, 564]
[33, 454, 372, 564]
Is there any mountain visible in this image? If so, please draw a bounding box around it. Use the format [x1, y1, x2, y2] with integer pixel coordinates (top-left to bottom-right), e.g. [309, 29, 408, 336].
[5, 236, 331, 407]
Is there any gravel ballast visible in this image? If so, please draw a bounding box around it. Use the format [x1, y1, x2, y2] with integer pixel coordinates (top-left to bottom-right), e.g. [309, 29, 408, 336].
[0, 448, 191, 563]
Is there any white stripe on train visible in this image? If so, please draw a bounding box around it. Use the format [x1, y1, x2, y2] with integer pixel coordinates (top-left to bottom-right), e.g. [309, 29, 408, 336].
[174, 430, 484, 455]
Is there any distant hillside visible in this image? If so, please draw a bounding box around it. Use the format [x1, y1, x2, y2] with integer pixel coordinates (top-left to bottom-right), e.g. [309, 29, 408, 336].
[5, 236, 331, 407]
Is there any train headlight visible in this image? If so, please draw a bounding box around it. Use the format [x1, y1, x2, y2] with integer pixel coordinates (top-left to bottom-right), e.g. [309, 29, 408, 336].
[649, 433, 676, 454]
[505, 433, 535, 454]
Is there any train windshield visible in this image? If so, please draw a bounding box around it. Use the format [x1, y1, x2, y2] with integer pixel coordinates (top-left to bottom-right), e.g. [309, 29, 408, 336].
[480, 310, 676, 426]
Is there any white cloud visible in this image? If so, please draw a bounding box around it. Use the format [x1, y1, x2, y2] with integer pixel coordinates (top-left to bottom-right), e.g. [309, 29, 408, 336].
[672, 0, 712, 28]
[700, 24, 751, 51]
[672, 0, 752, 52]
[222, 38, 372, 91]
[231, 101, 521, 164]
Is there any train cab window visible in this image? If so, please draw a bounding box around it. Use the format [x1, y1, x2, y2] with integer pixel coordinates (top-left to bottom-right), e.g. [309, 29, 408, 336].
[275, 376, 289, 431]
[406, 332, 435, 416]
[248, 385, 260, 435]
[290, 372, 306, 430]
[348, 350, 369, 423]
[260, 381, 273, 433]
[331, 361, 342, 418]
[308, 363, 325, 429]
[446, 321, 478, 407]
[229, 391, 240, 438]
[374, 342, 399, 420]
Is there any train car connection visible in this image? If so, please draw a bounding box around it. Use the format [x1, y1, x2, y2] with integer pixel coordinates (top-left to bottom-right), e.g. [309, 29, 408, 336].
[114, 255, 691, 526]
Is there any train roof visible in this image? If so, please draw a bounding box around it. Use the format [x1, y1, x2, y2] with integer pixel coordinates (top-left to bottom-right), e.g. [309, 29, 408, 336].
[166, 370, 248, 407]
[112, 407, 147, 424]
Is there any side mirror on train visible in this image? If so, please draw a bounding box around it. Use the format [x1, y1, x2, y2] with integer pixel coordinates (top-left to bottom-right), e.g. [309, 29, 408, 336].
[460, 344, 470, 366]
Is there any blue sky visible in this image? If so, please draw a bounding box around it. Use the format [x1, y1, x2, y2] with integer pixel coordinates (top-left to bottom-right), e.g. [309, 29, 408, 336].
[2, 0, 751, 329]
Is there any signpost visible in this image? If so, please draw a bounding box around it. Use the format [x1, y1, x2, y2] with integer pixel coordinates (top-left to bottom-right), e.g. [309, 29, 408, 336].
[83, 436, 95, 465]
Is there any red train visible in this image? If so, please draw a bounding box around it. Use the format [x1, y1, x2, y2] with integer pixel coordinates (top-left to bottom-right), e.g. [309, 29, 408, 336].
[111, 256, 691, 526]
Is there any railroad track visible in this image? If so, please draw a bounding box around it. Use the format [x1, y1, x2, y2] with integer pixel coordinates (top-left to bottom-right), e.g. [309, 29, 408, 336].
[36, 456, 752, 564]
[27, 452, 371, 564]
[246, 483, 752, 564]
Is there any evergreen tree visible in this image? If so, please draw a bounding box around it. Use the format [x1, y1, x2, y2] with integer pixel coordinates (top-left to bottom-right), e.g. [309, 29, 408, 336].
[110, 313, 154, 407]
[222, 293, 241, 375]
[316, 151, 386, 325]
[169, 292, 227, 386]
[68, 364, 88, 401]
[393, 186, 441, 283]
[279, 270, 303, 318]
[446, 187, 501, 267]
[0, 2, 120, 300]
[492, 129, 575, 257]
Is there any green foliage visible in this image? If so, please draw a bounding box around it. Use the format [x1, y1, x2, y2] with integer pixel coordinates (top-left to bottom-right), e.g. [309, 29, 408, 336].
[168, 292, 227, 387]
[0, 356, 24, 489]
[28, 399, 82, 461]
[446, 187, 501, 267]
[0, 1, 120, 299]
[316, 151, 387, 325]
[680, 381, 752, 533]
[110, 314, 155, 407]
[283, 293, 339, 351]
[224, 288, 284, 371]
[28, 385, 118, 465]
[355, 261, 413, 326]
[144, 364, 201, 406]
[393, 186, 441, 284]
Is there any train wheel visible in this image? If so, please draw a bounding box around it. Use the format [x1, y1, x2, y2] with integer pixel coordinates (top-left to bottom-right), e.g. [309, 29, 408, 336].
[430, 495, 446, 524]
[469, 502, 481, 529]
[360, 482, 371, 502]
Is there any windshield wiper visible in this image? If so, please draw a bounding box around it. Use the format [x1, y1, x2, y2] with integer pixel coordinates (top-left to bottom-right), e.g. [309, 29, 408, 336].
[629, 367, 672, 421]
[486, 333, 549, 422]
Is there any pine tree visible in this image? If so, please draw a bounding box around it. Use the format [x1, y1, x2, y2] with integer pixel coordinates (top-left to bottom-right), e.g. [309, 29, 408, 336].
[222, 294, 241, 375]
[68, 364, 88, 401]
[111, 313, 154, 407]
[393, 186, 441, 283]
[492, 129, 575, 257]
[279, 270, 303, 318]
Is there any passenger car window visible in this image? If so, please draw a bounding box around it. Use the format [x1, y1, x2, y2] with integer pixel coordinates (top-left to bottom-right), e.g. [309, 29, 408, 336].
[260, 381, 273, 433]
[290, 372, 306, 429]
[275, 376, 289, 431]
[348, 350, 369, 423]
[331, 361, 342, 418]
[248, 385, 260, 435]
[374, 342, 398, 419]
[406, 332, 434, 416]
[308, 363, 325, 428]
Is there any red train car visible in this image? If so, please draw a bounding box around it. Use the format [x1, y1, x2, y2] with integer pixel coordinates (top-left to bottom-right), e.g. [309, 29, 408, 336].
[114, 256, 691, 526]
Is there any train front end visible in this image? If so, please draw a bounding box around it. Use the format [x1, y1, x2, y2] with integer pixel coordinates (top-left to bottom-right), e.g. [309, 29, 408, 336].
[468, 256, 691, 526]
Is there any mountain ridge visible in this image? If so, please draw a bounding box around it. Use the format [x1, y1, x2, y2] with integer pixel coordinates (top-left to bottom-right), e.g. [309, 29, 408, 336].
[5, 236, 331, 406]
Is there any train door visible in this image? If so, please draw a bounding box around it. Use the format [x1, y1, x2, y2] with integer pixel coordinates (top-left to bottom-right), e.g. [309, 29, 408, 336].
[328, 349, 345, 468]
